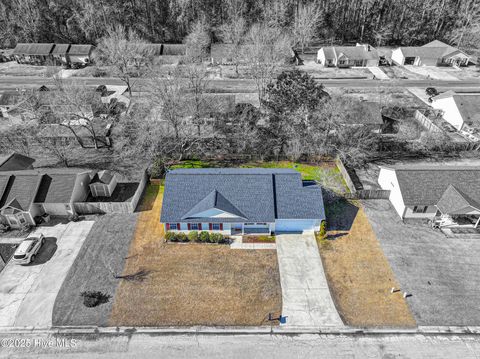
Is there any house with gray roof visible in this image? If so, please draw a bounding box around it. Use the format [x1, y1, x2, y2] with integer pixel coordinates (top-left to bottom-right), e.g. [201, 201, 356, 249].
[391, 40, 471, 66]
[160, 168, 325, 235]
[317, 44, 379, 67]
[430, 91, 480, 140]
[378, 166, 480, 227]
[0, 152, 35, 172]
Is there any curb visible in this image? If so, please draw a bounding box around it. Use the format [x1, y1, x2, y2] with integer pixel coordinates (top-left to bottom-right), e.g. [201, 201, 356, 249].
[1, 325, 480, 336]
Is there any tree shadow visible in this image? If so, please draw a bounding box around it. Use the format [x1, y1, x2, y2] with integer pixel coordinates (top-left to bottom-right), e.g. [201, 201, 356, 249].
[136, 184, 159, 212]
[323, 190, 359, 231]
[27, 237, 57, 266]
[325, 232, 349, 240]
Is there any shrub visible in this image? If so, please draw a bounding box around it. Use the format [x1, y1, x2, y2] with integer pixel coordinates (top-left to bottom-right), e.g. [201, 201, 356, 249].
[199, 231, 210, 242]
[209, 233, 220, 243]
[165, 232, 176, 242]
[319, 220, 327, 238]
[188, 231, 199, 242]
[177, 232, 188, 242]
[80, 291, 111, 307]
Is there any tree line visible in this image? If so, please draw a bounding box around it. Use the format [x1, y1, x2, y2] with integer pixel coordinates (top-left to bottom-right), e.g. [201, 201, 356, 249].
[1, 0, 479, 50]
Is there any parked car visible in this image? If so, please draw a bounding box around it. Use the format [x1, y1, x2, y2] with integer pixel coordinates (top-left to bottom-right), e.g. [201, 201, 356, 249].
[12, 234, 45, 265]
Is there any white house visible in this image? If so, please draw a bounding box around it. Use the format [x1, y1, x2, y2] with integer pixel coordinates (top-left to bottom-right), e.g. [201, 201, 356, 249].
[378, 166, 480, 227]
[160, 168, 326, 235]
[391, 40, 471, 66]
[317, 44, 379, 67]
[430, 91, 480, 134]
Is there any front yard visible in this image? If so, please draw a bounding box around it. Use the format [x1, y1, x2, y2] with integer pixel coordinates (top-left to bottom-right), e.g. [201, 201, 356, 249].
[109, 183, 282, 326]
[318, 198, 416, 327]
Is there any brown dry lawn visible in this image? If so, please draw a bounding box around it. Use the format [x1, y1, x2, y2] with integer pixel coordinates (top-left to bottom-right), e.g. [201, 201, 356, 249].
[109, 182, 281, 326]
[318, 200, 417, 327]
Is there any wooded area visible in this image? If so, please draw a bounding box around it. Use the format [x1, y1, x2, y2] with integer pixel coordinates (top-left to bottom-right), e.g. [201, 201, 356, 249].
[1, 0, 479, 50]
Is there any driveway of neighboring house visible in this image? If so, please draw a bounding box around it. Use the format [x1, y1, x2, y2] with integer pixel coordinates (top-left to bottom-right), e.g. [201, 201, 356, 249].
[363, 200, 480, 326]
[276, 234, 344, 327]
[0, 220, 94, 327]
[368, 67, 390, 80]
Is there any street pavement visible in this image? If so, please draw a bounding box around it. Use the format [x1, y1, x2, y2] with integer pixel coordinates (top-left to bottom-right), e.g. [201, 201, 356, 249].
[1, 75, 480, 93]
[0, 221, 94, 327]
[1, 332, 480, 358]
[276, 234, 343, 327]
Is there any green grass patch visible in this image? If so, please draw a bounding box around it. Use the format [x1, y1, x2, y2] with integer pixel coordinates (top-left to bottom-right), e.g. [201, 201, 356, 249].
[243, 235, 276, 243]
[315, 232, 332, 251]
[170, 160, 216, 169]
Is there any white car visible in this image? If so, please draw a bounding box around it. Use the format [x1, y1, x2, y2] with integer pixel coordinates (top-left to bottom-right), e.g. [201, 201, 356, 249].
[12, 234, 45, 265]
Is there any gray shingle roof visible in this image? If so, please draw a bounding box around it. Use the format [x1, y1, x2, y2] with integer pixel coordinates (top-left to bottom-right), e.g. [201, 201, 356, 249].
[68, 45, 94, 55]
[0, 174, 42, 211]
[436, 185, 480, 214]
[51, 44, 70, 55]
[0, 153, 35, 171]
[394, 167, 480, 207]
[160, 168, 325, 223]
[90, 170, 114, 184]
[12, 43, 54, 55]
[320, 45, 379, 61]
[34, 174, 77, 204]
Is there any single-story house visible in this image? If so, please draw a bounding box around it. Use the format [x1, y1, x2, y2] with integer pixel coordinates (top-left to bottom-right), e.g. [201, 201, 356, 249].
[430, 91, 480, 135]
[378, 166, 480, 227]
[0, 153, 35, 171]
[12, 43, 55, 65]
[391, 40, 471, 66]
[89, 170, 117, 197]
[160, 168, 325, 235]
[67, 44, 94, 66]
[317, 44, 379, 67]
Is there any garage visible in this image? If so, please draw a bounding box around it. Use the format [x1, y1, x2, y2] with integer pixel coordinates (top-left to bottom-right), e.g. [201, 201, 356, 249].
[275, 219, 317, 233]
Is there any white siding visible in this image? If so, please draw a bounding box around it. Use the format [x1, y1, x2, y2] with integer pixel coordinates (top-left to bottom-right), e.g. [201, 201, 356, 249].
[317, 48, 326, 64]
[378, 167, 407, 218]
[391, 48, 405, 65]
[431, 97, 465, 130]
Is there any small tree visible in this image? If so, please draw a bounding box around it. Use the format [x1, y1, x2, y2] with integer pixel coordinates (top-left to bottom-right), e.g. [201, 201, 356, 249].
[218, 15, 247, 75]
[95, 25, 153, 96]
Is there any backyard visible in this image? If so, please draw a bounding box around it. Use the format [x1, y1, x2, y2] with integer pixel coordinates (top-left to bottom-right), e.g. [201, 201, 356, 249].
[109, 182, 282, 326]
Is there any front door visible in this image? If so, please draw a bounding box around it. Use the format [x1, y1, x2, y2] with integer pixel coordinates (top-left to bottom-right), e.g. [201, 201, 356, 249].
[231, 224, 243, 235]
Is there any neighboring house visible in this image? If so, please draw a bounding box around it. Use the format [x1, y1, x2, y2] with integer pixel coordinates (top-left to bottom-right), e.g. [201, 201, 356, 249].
[160, 168, 325, 235]
[51, 44, 70, 66]
[12, 43, 55, 65]
[378, 166, 480, 227]
[67, 44, 94, 66]
[96, 85, 130, 107]
[317, 44, 379, 67]
[89, 170, 117, 197]
[391, 40, 470, 66]
[0, 153, 35, 171]
[430, 91, 480, 137]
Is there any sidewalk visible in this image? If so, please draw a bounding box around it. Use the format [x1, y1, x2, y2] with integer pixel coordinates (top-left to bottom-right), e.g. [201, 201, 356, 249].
[368, 67, 390, 80]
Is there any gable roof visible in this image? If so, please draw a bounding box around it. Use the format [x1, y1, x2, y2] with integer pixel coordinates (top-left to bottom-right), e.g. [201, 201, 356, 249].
[436, 184, 480, 214]
[422, 40, 451, 48]
[432, 92, 480, 128]
[320, 45, 379, 61]
[0, 175, 11, 201]
[12, 43, 54, 55]
[160, 168, 325, 223]
[181, 189, 246, 219]
[34, 174, 78, 203]
[0, 153, 35, 171]
[68, 45, 94, 56]
[51, 44, 70, 55]
[90, 170, 114, 185]
[0, 174, 42, 211]
[392, 167, 480, 208]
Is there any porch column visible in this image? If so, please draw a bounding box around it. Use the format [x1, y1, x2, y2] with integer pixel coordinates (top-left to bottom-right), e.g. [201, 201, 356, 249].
[475, 216, 480, 228]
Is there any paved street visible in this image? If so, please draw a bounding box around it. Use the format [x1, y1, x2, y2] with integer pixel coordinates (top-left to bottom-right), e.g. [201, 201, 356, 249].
[276, 234, 343, 327]
[0, 221, 94, 327]
[1, 75, 480, 93]
[1, 331, 480, 358]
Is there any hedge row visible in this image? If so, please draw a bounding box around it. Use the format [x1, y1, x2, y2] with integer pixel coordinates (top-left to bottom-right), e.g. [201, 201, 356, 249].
[166, 231, 229, 244]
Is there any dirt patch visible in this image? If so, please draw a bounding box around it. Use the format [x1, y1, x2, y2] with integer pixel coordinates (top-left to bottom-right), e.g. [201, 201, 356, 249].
[319, 200, 416, 327]
[109, 184, 282, 326]
[243, 235, 275, 243]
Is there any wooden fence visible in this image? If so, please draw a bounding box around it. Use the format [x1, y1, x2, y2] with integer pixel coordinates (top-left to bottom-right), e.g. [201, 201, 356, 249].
[336, 157, 391, 200]
[414, 110, 443, 133]
[74, 169, 148, 215]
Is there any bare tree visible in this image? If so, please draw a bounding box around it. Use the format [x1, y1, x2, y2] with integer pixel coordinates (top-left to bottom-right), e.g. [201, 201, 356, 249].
[95, 25, 153, 96]
[292, 3, 323, 54]
[448, 0, 480, 49]
[243, 23, 291, 105]
[185, 20, 211, 63]
[218, 15, 247, 75]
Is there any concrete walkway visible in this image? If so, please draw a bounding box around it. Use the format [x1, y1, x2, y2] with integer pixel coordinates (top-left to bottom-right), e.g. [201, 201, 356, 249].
[368, 67, 390, 80]
[276, 234, 343, 327]
[0, 221, 94, 327]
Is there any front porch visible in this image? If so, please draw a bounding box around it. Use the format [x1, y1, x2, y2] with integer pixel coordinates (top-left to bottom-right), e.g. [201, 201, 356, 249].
[432, 214, 480, 229]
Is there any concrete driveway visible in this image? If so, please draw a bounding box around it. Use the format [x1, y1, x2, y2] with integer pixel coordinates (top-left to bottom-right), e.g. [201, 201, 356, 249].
[276, 234, 343, 327]
[0, 220, 94, 327]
